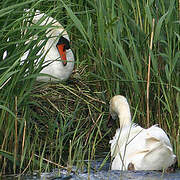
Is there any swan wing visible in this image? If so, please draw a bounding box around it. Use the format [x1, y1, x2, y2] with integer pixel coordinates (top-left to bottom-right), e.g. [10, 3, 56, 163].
[130, 127, 176, 170]
[146, 125, 172, 148]
[142, 141, 175, 170]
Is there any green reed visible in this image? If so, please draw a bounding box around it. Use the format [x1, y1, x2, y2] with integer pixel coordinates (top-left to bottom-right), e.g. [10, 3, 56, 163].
[0, 0, 179, 175]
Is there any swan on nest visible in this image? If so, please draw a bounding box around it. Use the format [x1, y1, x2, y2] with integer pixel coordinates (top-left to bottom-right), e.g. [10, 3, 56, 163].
[2, 9, 74, 82]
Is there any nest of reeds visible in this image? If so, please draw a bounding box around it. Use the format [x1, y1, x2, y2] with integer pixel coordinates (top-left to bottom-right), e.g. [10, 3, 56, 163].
[27, 67, 111, 169]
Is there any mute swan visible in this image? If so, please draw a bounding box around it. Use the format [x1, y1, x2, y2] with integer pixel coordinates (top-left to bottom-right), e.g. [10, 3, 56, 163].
[21, 10, 74, 82]
[109, 95, 176, 171]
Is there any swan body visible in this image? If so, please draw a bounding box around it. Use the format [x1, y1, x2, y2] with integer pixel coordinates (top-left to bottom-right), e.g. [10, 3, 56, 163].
[109, 95, 176, 171]
[21, 10, 74, 82]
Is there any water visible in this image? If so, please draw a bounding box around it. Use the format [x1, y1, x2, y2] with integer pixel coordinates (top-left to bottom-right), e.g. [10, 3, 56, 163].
[14, 169, 180, 180]
[3, 160, 180, 180]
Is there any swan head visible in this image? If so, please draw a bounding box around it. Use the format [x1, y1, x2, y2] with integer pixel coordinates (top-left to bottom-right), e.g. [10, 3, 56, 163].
[56, 36, 71, 66]
[109, 95, 131, 128]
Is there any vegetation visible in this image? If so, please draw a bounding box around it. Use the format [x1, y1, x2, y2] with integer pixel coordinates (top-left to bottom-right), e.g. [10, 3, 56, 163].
[0, 0, 179, 176]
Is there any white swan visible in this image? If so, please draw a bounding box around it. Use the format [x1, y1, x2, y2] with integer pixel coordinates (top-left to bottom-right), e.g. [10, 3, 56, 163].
[109, 95, 176, 171]
[21, 10, 74, 82]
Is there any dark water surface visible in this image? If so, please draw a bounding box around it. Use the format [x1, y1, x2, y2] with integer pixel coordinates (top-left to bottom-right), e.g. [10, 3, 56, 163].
[3, 160, 180, 180]
[20, 169, 180, 180]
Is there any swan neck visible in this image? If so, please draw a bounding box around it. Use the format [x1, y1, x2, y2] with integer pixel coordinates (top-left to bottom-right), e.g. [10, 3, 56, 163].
[117, 106, 131, 128]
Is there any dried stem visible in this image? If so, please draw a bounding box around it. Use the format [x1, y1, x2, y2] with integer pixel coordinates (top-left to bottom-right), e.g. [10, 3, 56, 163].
[14, 96, 18, 173]
[21, 120, 26, 166]
[147, 19, 155, 127]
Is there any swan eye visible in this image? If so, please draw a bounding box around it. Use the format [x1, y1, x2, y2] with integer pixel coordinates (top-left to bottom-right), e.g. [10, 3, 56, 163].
[56, 36, 70, 50]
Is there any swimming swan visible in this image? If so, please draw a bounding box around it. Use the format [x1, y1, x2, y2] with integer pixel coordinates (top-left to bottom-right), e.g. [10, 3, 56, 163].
[21, 10, 74, 82]
[109, 95, 176, 171]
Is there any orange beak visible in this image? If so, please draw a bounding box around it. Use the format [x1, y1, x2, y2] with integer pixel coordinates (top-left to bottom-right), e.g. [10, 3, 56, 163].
[57, 44, 67, 66]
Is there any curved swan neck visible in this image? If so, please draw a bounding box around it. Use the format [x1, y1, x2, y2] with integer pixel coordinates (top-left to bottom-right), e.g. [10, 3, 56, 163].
[110, 95, 132, 128]
[117, 105, 131, 128]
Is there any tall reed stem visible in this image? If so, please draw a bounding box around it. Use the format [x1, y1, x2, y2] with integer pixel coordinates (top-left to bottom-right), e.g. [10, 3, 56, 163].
[14, 96, 18, 173]
[146, 18, 155, 127]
